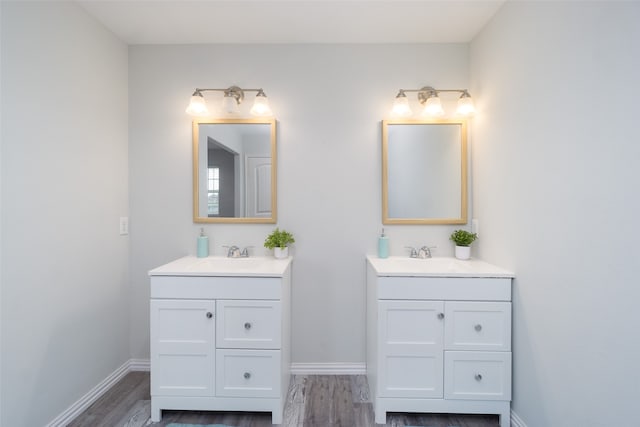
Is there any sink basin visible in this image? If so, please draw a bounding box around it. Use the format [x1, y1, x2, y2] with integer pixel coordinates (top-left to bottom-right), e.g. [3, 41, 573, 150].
[149, 256, 291, 277]
[367, 256, 514, 278]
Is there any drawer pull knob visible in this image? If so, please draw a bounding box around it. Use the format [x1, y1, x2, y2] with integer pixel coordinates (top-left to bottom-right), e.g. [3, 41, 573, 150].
[244, 372, 251, 380]
[244, 322, 252, 330]
[474, 324, 482, 332]
[437, 313, 445, 320]
[206, 312, 213, 319]
[475, 374, 483, 381]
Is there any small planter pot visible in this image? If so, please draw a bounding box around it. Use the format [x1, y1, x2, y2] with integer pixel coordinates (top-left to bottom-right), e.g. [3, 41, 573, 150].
[273, 247, 289, 259]
[455, 245, 471, 260]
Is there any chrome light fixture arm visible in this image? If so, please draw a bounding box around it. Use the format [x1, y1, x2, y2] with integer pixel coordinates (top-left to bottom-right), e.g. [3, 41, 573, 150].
[186, 86, 272, 116]
[398, 87, 469, 105]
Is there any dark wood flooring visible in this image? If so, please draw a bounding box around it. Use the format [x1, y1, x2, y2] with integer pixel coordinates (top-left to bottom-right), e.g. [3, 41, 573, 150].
[68, 371, 500, 427]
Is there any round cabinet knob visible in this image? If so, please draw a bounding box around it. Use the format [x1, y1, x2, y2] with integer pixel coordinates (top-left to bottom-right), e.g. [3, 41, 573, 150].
[244, 322, 252, 330]
[474, 324, 482, 332]
[244, 372, 251, 380]
[475, 374, 483, 381]
[206, 312, 213, 319]
[437, 313, 445, 320]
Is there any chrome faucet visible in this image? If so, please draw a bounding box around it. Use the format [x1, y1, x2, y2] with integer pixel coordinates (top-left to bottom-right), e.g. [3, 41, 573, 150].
[406, 245, 437, 258]
[224, 245, 252, 258]
[405, 246, 419, 258]
[225, 245, 241, 258]
[418, 246, 436, 259]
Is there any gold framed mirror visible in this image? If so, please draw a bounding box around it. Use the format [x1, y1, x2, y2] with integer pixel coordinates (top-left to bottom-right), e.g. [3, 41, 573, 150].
[382, 119, 467, 224]
[193, 118, 277, 223]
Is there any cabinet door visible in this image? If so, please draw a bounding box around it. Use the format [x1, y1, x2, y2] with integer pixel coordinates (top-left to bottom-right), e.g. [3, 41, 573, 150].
[150, 299, 215, 396]
[378, 300, 444, 398]
[216, 300, 281, 349]
[444, 301, 511, 351]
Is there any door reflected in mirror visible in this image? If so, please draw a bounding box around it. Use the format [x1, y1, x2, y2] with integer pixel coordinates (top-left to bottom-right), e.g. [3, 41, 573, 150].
[193, 118, 277, 223]
[382, 119, 467, 224]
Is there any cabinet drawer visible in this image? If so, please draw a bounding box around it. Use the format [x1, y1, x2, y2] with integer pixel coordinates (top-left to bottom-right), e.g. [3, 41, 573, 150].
[444, 302, 511, 351]
[216, 300, 281, 349]
[444, 351, 511, 401]
[150, 276, 283, 300]
[215, 349, 280, 398]
[377, 277, 511, 301]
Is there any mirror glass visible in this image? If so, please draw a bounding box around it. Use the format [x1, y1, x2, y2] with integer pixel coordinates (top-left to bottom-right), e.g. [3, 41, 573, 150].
[382, 119, 467, 224]
[193, 118, 276, 223]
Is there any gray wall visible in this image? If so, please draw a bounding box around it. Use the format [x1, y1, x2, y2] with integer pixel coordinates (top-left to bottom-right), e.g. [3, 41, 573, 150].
[128, 44, 470, 365]
[0, 2, 129, 426]
[470, 2, 640, 426]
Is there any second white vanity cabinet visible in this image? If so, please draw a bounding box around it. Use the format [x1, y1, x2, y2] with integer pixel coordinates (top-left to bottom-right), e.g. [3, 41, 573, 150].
[149, 256, 292, 424]
[366, 256, 514, 427]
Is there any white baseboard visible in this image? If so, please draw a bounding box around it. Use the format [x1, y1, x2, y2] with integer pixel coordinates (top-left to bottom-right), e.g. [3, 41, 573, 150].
[46, 359, 133, 427]
[129, 358, 151, 371]
[290, 362, 366, 375]
[511, 410, 528, 427]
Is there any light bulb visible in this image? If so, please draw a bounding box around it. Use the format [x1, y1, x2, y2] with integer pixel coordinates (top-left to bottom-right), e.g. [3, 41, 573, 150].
[222, 93, 240, 114]
[250, 91, 273, 117]
[391, 92, 412, 117]
[456, 93, 476, 116]
[422, 95, 444, 117]
[185, 92, 209, 116]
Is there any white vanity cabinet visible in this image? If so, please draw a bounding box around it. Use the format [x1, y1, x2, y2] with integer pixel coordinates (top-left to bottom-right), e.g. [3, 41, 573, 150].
[366, 256, 514, 427]
[149, 256, 292, 424]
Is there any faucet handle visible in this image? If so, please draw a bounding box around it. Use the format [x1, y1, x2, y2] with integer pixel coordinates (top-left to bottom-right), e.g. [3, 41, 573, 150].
[240, 246, 254, 257]
[223, 245, 241, 258]
[405, 246, 418, 258]
[418, 245, 437, 258]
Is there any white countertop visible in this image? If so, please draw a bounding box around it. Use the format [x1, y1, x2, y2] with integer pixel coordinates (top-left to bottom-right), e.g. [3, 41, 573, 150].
[149, 255, 292, 277]
[367, 255, 514, 278]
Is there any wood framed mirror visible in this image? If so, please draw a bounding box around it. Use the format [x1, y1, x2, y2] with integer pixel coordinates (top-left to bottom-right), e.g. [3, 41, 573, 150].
[193, 118, 277, 223]
[382, 119, 467, 224]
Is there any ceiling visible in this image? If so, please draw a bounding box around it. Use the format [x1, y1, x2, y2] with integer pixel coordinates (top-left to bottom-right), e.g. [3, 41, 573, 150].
[76, 0, 507, 45]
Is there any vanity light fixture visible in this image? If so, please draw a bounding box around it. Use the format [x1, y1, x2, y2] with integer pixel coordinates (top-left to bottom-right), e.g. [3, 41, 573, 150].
[391, 86, 476, 118]
[186, 86, 273, 117]
[391, 90, 412, 117]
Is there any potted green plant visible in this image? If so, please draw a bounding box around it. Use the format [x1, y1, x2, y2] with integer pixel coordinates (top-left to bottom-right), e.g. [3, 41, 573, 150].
[449, 229, 477, 260]
[264, 228, 295, 259]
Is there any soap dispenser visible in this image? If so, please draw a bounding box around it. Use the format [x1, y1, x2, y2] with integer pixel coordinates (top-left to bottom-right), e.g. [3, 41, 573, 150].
[378, 228, 389, 259]
[197, 228, 209, 258]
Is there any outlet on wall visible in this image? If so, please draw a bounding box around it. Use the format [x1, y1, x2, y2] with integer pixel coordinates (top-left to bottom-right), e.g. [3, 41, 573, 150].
[119, 217, 129, 235]
[472, 218, 479, 235]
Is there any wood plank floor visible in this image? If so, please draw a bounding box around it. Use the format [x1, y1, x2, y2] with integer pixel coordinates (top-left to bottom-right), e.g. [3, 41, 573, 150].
[68, 372, 500, 427]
